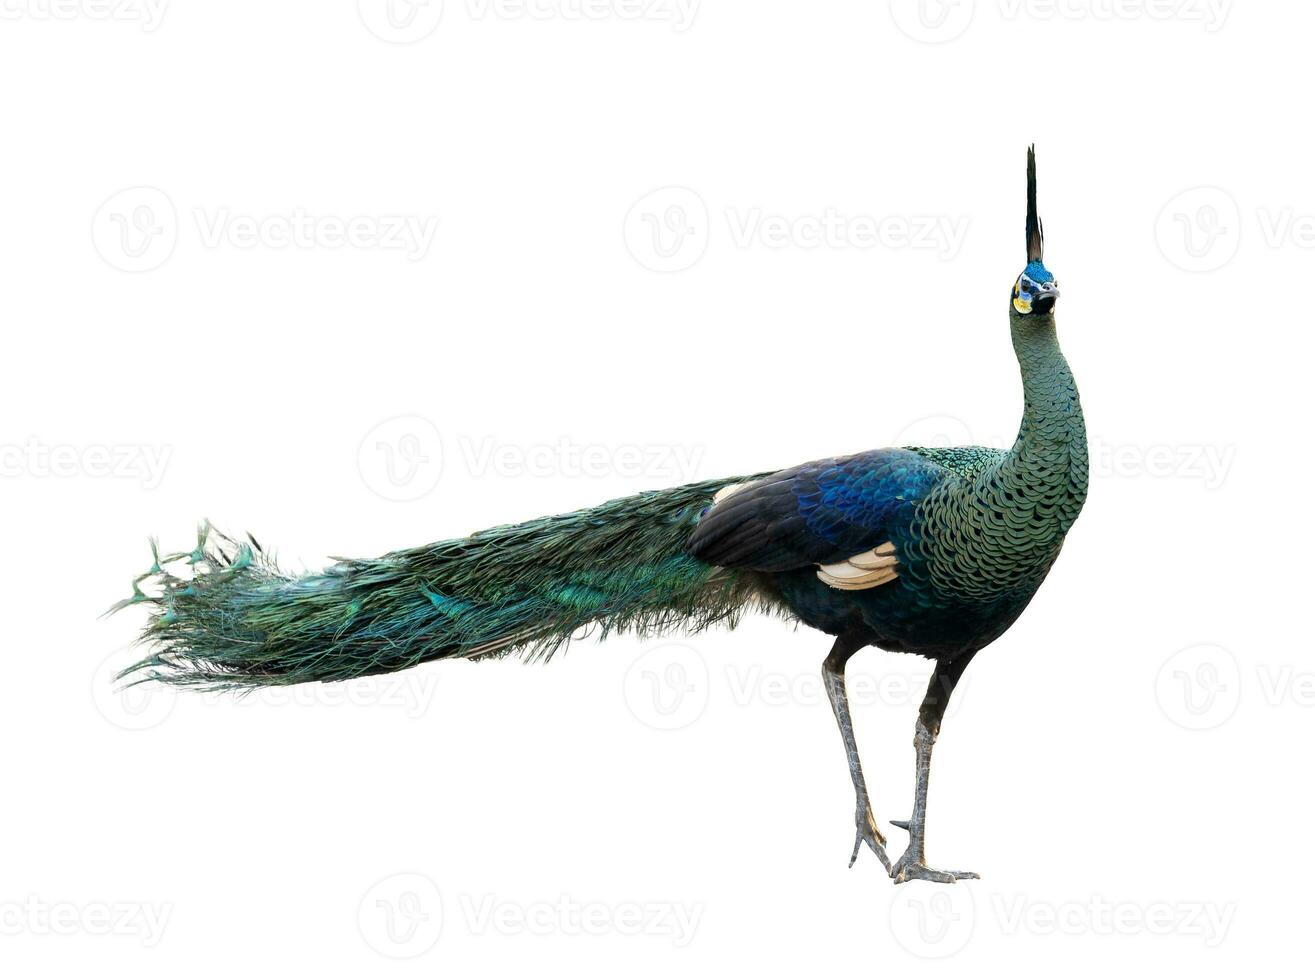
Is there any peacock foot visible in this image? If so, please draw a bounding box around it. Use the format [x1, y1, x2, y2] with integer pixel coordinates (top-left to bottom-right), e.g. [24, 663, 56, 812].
[849, 800, 892, 873]
[889, 851, 978, 885]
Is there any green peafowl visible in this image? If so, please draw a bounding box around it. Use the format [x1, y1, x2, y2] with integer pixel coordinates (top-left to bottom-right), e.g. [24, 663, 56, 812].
[114, 147, 1087, 885]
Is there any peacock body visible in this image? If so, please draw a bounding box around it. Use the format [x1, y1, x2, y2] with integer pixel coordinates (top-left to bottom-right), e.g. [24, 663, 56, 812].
[115, 147, 1085, 885]
[690, 330, 1087, 661]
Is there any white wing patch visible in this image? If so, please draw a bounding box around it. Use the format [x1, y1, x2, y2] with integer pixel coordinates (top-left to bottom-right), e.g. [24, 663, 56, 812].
[817, 542, 899, 591]
[705, 484, 898, 591]
[711, 482, 752, 505]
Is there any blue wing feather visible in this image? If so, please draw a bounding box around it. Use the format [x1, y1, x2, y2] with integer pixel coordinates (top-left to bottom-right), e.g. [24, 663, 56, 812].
[687, 448, 946, 572]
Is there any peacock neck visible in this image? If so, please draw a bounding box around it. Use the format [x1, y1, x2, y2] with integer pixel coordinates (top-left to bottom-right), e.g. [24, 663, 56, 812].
[999, 309, 1088, 533]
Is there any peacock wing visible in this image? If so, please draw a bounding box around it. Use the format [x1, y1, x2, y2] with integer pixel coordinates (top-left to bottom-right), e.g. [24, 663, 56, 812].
[686, 448, 945, 589]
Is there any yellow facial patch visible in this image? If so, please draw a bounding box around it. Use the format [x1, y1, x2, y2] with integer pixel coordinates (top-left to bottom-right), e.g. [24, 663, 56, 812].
[1012, 283, 1032, 314]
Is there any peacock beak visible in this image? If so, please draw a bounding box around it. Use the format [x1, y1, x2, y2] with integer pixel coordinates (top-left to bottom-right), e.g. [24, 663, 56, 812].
[1033, 281, 1059, 313]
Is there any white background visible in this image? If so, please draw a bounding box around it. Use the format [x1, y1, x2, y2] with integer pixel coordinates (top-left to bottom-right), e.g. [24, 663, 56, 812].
[1, 0, 1308, 975]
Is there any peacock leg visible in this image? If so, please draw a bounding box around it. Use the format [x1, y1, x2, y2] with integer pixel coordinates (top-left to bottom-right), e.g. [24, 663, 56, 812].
[822, 634, 891, 873]
[890, 652, 979, 884]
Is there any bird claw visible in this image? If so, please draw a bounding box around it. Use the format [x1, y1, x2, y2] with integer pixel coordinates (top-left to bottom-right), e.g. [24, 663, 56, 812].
[889, 819, 911, 831]
[849, 802, 892, 873]
[889, 851, 979, 885]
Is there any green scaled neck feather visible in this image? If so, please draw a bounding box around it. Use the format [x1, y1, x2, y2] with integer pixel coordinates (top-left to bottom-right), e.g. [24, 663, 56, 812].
[892, 170, 1085, 640]
[902, 309, 1087, 618]
[1004, 306, 1088, 537]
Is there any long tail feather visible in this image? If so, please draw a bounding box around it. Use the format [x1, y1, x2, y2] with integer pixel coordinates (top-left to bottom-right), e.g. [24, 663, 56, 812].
[114, 476, 781, 691]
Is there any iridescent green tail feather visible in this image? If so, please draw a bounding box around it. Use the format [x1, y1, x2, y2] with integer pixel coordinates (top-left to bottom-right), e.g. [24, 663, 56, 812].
[114, 477, 779, 691]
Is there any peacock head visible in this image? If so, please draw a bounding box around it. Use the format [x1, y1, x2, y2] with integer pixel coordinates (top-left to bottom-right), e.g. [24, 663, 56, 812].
[1012, 145, 1059, 317]
[1013, 260, 1059, 316]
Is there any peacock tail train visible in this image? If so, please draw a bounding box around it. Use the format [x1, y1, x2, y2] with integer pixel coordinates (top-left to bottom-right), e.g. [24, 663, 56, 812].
[114, 475, 784, 691]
